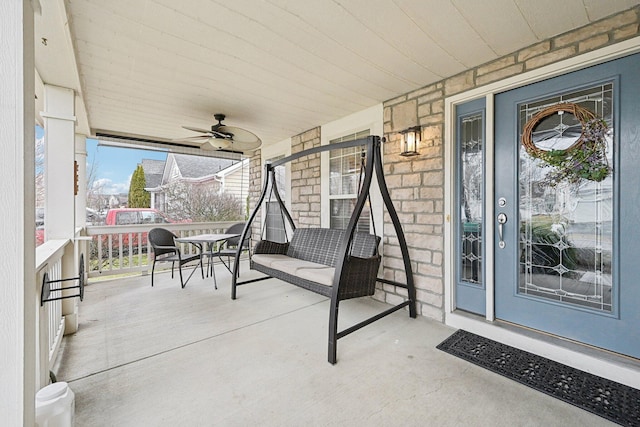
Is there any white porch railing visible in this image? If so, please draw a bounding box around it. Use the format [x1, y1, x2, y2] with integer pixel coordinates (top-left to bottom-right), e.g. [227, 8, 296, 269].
[35, 238, 70, 385]
[31, 222, 243, 389]
[84, 221, 240, 278]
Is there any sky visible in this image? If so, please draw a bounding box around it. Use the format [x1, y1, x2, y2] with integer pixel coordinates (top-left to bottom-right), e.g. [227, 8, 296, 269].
[36, 126, 166, 195]
[86, 139, 167, 195]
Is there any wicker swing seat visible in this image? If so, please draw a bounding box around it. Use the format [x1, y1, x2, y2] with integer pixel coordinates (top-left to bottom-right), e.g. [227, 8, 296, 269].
[231, 136, 416, 364]
[251, 228, 381, 299]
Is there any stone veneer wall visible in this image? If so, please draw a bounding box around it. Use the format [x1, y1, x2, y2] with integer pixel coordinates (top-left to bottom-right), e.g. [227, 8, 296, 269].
[290, 127, 321, 227]
[246, 126, 321, 242]
[248, 149, 263, 243]
[381, 7, 640, 321]
[246, 7, 639, 321]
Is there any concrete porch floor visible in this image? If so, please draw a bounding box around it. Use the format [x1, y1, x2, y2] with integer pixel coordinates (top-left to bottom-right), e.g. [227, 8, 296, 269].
[54, 261, 614, 426]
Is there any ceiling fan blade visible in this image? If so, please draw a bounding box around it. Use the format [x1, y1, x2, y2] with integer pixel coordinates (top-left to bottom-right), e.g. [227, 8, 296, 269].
[173, 135, 211, 141]
[210, 129, 233, 139]
[228, 140, 262, 151]
[180, 118, 260, 154]
[182, 125, 211, 134]
[217, 125, 261, 144]
[182, 125, 232, 140]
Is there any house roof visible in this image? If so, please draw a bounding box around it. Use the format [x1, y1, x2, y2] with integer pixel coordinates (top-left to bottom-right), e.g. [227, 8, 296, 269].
[171, 154, 236, 179]
[215, 159, 249, 178]
[141, 159, 166, 189]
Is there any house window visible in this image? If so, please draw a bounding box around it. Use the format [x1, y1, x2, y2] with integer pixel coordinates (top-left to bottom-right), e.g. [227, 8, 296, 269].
[329, 130, 370, 232]
[265, 156, 287, 243]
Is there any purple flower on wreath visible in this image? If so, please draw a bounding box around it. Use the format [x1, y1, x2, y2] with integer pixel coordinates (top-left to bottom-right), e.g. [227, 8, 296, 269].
[541, 117, 611, 186]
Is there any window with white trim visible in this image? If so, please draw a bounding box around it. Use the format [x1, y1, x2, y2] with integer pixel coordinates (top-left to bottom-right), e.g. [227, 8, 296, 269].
[329, 130, 370, 232]
[265, 156, 287, 243]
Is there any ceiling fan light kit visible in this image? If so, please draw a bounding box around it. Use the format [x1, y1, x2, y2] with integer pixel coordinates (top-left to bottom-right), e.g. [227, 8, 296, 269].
[206, 137, 231, 150]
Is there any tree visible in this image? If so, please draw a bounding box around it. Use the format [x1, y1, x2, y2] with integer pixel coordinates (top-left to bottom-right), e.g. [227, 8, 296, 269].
[128, 165, 150, 208]
[162, 181, 243, 222]
[86, 156, 108, 212]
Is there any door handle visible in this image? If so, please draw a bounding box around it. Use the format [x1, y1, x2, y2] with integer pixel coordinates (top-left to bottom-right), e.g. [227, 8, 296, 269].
[497, 213, 507, 249]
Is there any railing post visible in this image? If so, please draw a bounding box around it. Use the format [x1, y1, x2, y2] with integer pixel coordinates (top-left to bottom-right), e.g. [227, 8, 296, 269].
[61, 244, 78, 334]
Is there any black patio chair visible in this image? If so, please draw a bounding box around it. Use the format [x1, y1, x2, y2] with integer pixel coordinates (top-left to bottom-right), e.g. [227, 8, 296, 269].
[149, 228, 203, 288]
[212, 223, 250, 276]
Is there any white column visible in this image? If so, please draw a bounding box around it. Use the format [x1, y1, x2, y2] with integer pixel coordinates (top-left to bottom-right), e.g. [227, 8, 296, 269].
[43, 85, 79, 333]
[0, 1, 36, 425]
[43, 85, 76, 240]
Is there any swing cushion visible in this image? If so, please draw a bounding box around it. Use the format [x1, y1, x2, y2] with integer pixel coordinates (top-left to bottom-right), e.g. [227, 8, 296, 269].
[251, 228, 380, 299]
[251, 254, 328, 276]
[296, 267, 335, 287]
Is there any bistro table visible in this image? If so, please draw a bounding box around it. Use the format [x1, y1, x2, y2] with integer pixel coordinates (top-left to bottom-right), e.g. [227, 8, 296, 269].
[174, 233, 240, 289]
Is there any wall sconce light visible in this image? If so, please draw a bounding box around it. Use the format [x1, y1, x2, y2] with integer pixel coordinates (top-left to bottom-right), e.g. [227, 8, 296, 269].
[400, 126, 421, 157]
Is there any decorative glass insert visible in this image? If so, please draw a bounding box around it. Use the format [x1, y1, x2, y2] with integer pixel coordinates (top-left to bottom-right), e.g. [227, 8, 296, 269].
[329, 130, 370, 232]
[518, 83, 614, 312]
[459, 113, 483, 285]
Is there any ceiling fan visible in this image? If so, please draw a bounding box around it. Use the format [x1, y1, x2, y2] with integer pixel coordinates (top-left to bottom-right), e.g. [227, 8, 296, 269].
[178, 113, 261, 153]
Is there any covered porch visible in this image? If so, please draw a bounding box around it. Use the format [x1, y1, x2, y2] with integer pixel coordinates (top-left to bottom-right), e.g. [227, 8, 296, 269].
[55, 263, 608, 426]
[4, 1, 640, 425]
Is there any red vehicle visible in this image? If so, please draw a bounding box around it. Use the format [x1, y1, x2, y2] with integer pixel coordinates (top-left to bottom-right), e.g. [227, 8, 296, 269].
[36, 207, 103, 246]
[36, 226, 45, 246]
[104, 208, 173, 226]
[36, 208, 45, 246]
[103, 208, 174, 250]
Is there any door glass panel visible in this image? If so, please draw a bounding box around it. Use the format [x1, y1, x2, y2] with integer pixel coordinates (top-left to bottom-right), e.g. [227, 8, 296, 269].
[518, 83, 613, 312]
[460, 113, 483, 285]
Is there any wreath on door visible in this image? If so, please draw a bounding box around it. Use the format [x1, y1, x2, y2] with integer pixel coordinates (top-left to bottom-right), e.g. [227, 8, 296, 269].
[521, 102, 611, 185]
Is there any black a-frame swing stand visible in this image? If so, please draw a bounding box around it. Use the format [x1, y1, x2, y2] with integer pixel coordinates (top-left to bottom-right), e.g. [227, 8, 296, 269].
[232, 135, 417, 363]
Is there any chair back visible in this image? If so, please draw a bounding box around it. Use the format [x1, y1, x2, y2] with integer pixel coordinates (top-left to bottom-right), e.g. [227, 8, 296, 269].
[149, 228, 177, 257]
[225, 223, 249, 248]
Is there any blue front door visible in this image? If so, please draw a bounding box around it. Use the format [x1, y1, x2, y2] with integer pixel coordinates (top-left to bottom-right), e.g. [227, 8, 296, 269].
[494, 53, 640, 358]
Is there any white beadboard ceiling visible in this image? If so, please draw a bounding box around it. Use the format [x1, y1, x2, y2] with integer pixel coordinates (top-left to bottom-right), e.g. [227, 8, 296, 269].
[34, 0, 639, 151]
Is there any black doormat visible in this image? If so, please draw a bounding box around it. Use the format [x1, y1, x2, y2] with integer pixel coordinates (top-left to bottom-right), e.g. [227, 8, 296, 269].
[437, 330, 640, 426]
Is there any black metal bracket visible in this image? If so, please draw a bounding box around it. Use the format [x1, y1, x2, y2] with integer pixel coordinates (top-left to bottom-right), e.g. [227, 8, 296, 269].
[41, 253, 85, 307]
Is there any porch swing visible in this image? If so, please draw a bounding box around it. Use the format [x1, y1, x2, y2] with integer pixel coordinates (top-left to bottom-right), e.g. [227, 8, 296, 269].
[231, 135, 417, 364]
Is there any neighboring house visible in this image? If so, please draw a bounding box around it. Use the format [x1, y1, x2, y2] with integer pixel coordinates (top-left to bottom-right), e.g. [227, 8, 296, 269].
[140, 158, 166, 210]
[162, 153, 234, 186]
[88, 192, 128, 212]
[147, 153, 247, 215]
[213, 158, 250, 212]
